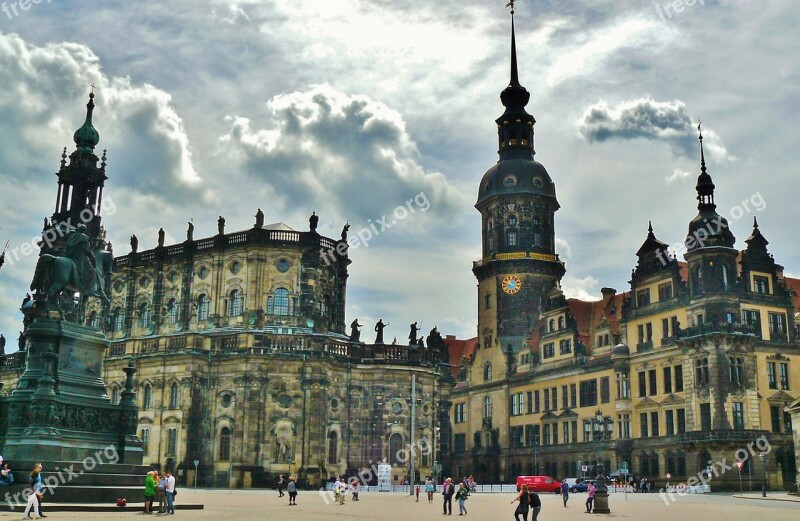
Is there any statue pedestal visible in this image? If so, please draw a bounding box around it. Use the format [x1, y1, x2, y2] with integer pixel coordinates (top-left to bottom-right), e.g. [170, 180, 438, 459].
[1, 317, 142, 464]
[592, 491, 611, 514]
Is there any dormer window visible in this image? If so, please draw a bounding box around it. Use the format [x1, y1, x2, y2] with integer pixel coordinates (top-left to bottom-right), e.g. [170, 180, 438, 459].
[504, 175, 517, 187]
[533, 178, 542, 187]
[753, 275, 770, 294]
[508, 215, 517, 227]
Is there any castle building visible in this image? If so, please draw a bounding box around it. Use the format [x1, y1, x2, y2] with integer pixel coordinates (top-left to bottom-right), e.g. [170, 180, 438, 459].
[0, 93, 451, 489]
[448, 12, 799, 490]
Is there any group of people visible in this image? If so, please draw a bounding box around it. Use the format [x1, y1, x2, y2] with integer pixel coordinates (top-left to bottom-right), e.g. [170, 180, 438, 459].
[559, 478, 596, 513]
[332, 477, 359, 504]
[511, 485, 541, 521]
[440, 477, 472, 516]
[275, 474, 298, 505]
[143, 469, 176, 514]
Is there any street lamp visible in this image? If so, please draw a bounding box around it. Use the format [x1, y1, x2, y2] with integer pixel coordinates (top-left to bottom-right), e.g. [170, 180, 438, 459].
[590, 410, 611, 514]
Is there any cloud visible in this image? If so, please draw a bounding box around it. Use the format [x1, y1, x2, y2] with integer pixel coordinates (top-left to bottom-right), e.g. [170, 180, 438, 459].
[666, 168, 692, 183]
[578, 98, 735, 163]
[561, 275, 600, 302]
[218, 84, 469, 234]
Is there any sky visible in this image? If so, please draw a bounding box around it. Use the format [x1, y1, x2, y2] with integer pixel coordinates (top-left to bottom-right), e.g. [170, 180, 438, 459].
[0, 0, 798, 350]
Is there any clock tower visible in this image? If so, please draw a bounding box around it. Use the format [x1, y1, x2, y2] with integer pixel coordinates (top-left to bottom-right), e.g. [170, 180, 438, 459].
[472, 8, 565, 379]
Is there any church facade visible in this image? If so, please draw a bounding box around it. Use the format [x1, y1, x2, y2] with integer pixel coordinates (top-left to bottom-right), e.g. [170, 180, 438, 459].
[448, 13, 800, 490]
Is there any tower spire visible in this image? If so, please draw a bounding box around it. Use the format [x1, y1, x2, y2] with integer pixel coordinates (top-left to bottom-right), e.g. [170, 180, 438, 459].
[73, 91, 100, 153]
[509, 3, 520, 88]
[695, 121, 715, 211]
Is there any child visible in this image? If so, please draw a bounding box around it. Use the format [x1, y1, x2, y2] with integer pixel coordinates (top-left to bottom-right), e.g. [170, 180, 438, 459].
[416, 483, 421, 502]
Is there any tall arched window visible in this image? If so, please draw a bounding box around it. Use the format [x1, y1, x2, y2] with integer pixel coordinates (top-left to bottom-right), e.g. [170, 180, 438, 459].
[139, 303, 151, 328]
[483, 396, 492, 419]
[388, 433, 403, 465]
[327, 431, 338, 465]
[111, 388, 119, 405]
[88, 311, 99, 328]
[143, 384, 152, 409]
[113, 307, 124, 331]
[219, 427, 231, 461]
[197, 294, 209, 321]
[229, 289, 242, 316]
[484, 362, 492, 381]
[549, 319, 555, 332]
[170, 382, 180, 409]
[168, 299, 179, 324]
[558, 316, 564, 329]
[268, 288, 291, 315]
[167, 427, 178, 456]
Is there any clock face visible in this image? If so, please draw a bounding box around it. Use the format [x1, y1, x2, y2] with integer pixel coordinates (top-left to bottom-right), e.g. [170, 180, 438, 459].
[502, 275, 522, 294]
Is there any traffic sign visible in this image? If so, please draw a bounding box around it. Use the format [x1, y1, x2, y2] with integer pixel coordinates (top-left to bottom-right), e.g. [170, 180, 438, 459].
[581, 465, 589, 472]
[735, 461, 744, 470]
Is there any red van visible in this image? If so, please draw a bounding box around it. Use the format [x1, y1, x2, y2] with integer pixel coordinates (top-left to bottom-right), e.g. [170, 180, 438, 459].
[516, 475, 562, 494]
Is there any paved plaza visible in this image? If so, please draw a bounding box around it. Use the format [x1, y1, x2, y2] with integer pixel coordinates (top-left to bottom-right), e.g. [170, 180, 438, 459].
[1, 489, 797, 520]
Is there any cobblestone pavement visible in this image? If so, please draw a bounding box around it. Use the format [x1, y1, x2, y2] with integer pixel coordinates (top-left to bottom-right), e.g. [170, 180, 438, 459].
[1, 489, 798, 520]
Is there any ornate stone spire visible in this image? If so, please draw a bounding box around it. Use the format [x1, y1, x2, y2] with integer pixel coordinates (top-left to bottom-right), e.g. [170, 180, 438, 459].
[695, 122, 715, 212]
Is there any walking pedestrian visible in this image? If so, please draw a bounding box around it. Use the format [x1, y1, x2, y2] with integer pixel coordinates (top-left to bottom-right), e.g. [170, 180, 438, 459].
[442, 477, 454, 515]
[338, 478, 346, 505]
[561, 479, 569, 507]
[23, 468, 43, 519]
[529, 490, 541, 521]
[586, 482, 596, 513]
[277, 474, 285, 497]
[287, 476, 297, 505]
[351, 480, 360, 501]
[416, 482, 421, 502]
[426, 478, 435, 503]
[511, 484, 530, 521]
[165, 470, 176, 515]
[455, 482, 469, 515]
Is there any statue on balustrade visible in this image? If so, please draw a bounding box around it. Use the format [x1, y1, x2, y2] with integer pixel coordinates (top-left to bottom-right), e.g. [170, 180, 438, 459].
[374, 319, 387, 344]
[349, 319, 362, 342]
[409, 322, 419, 345]
[255, 208, 264, 228]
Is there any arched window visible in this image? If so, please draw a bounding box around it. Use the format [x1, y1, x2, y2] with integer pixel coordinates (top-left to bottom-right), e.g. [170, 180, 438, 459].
[113, 307, 124, 332]
[549, 319, 555, 332]
[508, 215, 518, 227]
[722, 264, 729, 291]
[484, 362, 492, 381]
[729, 357, 744, 387]
[388, 433, 403, 465]
[268, 288, 291, 316]
[143, 384, 152, 409]
[483, 396, 492, 419]
[170, 382, 180, 409]
[168, 299, 179, 324]
[327, 431, 338, 465]
[167, 427, 178, 456]
[197, 294, 209, 321]
[558, 316, 564, 329]
[219, 427, 231, 461]
[141, 428, 150, 455]
[229, 289, 242, 316]
[88, 311, 99, 328]
[139, 303, 151, 328]
[695, 358, 710, 387]
[112, 388, 119, 405]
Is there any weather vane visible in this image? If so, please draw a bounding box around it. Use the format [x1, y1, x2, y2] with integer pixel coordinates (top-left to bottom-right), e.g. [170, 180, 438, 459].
[697, 120, 703, 139]
[90, 82, 97, 94]
[506, 0, 515, 15]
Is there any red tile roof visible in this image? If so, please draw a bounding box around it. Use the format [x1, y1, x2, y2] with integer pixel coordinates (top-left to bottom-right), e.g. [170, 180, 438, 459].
[444, 336, 478, 379]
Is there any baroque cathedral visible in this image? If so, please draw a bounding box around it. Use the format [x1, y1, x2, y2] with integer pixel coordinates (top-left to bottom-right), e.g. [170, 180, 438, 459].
[448, 11, 800, 491]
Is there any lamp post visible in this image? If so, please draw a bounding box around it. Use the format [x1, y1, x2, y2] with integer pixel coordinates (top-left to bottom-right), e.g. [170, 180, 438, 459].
[759, 453, 766, 497]
[591, 410, 611, 514]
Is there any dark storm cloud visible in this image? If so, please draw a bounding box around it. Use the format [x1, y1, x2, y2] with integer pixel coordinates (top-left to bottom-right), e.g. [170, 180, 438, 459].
[577, 98, 733, 163]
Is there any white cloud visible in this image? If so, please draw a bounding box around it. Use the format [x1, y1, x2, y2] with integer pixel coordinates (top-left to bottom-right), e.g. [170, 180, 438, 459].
[561, 275, 600, 302]
[666, 168, 692, 183]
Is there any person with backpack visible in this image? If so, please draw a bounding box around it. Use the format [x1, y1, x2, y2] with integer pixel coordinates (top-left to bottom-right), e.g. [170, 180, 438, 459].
[455, 482, 469, 515]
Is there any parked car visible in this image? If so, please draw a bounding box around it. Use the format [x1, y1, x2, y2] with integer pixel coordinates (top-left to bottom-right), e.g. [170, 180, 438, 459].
[570, 479, 595, 493]
[516, 475, 562, 494]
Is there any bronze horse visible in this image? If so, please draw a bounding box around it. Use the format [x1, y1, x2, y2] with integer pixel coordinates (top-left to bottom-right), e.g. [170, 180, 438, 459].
[30, 247, 112, 314]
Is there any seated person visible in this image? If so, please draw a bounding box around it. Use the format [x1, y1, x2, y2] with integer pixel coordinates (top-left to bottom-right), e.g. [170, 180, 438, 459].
[0, 463, 14, 485]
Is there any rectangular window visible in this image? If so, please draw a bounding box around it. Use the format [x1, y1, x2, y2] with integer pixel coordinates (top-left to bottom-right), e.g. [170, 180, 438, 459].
[563, 422, 570, 444]
[769, 312, 786, 340]
[658, 282, 673, 301]
[527, 392, 534, 414]
[640, 413, 649, 437]
[637, 289, 651, 307]
[618, 414, 631, 439]
[455, 403, 466, 423]
[551, 387, 558, 410]
[534, 391, 540, 413]
[570, 384, 577, 408]
[700, 403, 712, 431]
[525, 424, 540, 447]
[583, 421, 592, 442]
[770, 406, 781, 434]
[562, 385, 569, 409]
[543, 424, 551, 445]
[454, 433, 466, 452]
[141, 428, 150, 456]
[784, 411, 793, 434]
[507, 231, 517, 247]
[780, 363, 790, 390]
[543, 343, 555, 359]
[649, 369, 657, 396]
[732, 402, 745, 430]
[665, 410, 675, 436]
[572, 420, 578, 443]
[677, 408, 686, 434]
[663, 367, 672, 394]
[552, 423, 559, 444]
[559, 339, 572, 354]
[662, 318, 670, 340]
[638, 371, 647, 398]
[617, 373, 630, 399]
[646, 322, 653, 342]
[167, 428, 178, 455]
[637, 324, 645, 345]
[753, 275, 770, 294]
[651, 411, 660, 437]
[510, 426, 525, 448]
[511, 394, 520, 416]
[675, 365, 684, 392]
[544, 389, 550, 411]
[600, 377, 610, 404]
[767, 362, 777, 389]
[579, 379, 598, 407]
